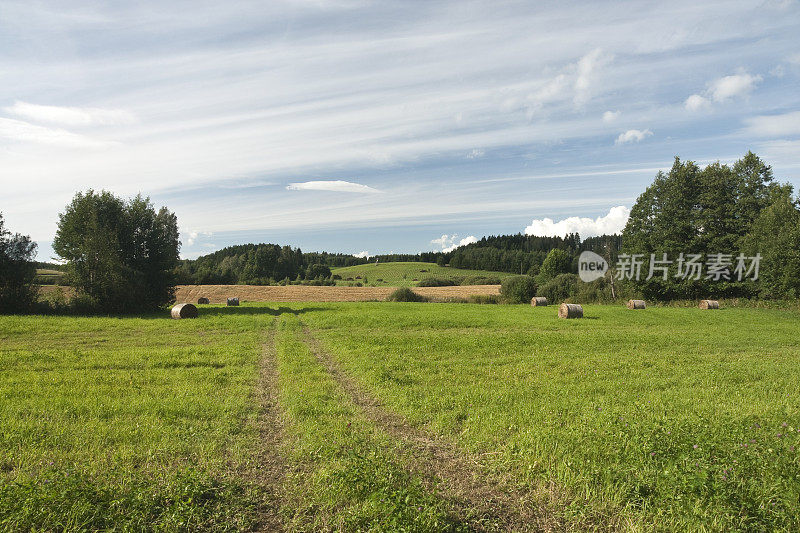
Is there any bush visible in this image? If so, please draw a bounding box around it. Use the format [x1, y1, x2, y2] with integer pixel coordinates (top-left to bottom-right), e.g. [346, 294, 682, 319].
[500, 275, 537, 304]
[416, 277, 457, 287]
[461, 276, 501, 285]
[535, 248, 573, 285]
[538, 273, 579, 303]
[467, 294, 500, 304]
[386, 288, 428, 302]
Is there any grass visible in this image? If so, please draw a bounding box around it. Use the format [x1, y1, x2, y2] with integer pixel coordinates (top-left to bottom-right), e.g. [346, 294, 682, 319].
[298, 303, 800, 530]
[1, 302, 799, 530]
[331, 261, 511, 287]
[0, 309, 273, 530]
[274, 315, 462, 530]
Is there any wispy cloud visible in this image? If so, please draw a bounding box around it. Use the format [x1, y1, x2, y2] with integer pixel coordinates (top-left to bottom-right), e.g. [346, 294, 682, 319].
[743, 111, 800, 137]
[0, 117, 118, 148]
[574, 48, 612, 107]
[4, 101, 136, 127]
[524, 205, 630, 238]
[615, 129, 653, 145]
[286, 180, 381, 193]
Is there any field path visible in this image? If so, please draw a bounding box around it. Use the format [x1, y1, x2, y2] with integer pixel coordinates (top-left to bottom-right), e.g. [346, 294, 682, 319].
[252, 325, 288, 531]
[301, 326, 564, 532]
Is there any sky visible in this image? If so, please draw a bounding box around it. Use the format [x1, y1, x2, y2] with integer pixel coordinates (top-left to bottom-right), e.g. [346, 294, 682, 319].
[1, 0, 799, 261]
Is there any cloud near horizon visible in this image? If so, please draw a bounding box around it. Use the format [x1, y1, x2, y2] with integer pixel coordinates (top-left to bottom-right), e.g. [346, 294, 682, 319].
[524, 205, 630, 238]
[286, 180, 381, 193]
[431, 234, 478, 253]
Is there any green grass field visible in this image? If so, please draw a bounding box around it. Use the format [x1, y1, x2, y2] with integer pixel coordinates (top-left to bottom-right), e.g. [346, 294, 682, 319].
[331, 261, 512, 287]
[1, 303, 799, 530]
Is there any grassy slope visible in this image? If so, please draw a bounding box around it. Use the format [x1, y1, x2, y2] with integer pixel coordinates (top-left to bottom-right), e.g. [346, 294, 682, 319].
[299, 303, 800, 530]
[331, 261, 512, 287]
[0, 309, 272, 530]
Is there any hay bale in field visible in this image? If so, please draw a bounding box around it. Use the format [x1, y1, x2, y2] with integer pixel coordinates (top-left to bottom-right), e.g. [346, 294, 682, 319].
[171, 303, 198, 319]
[699, 299, 719, 309]
[227, 297, 240, 306]
[197, 297, 210, 305]
[558, 303, 583, 319]
[531, 296, 548, 306]
[627, 299, 646, 310]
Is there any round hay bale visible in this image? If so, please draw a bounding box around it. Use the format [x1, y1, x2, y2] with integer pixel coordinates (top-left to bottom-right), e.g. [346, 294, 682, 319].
[227, 297, 240, 306]
[558, 303, 583, 319]
[531, 296, 549, 306]
[699, 299, 719, 310]
[197, 297, 210, 305]
[171, 303, 198, 319]
[627, 299, 646, 310]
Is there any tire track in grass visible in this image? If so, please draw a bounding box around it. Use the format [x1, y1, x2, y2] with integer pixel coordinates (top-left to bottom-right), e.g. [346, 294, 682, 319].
[252, 323, 287, 531]
[301, 326, 566, 532]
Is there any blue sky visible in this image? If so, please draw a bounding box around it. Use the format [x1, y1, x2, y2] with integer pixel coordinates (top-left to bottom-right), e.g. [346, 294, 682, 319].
[1, 0, 799, 260]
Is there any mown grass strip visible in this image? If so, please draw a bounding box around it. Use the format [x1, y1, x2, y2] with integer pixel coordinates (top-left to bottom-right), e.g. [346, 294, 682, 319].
[274, 314, 465, 531]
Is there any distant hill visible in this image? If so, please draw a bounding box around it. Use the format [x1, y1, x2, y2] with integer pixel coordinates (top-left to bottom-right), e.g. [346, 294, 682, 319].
[331, 262, 512, 287]
[175, 233, 622, 285]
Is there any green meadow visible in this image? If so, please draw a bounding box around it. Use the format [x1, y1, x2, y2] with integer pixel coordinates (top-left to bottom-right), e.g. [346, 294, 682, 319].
[1, 303, 799, 530]
[331, 261, 512, 287]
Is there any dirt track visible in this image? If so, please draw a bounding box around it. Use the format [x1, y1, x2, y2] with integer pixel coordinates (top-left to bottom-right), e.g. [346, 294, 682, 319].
[176, 284, 500, 303]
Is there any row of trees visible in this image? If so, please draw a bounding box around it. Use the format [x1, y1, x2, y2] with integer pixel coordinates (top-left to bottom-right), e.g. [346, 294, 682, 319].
[623, 152, 800, 299]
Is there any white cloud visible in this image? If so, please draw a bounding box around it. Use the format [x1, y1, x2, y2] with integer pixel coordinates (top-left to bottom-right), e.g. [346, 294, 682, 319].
[467, 148, 485, 159]
[788, 52, 800, 65]
[684, 94, 710, 111]
[524, 205, 630, 238]
[183, 230, 212, 246]
[615, 129, 653, 145]
[286, 180, 381, 193]
[0, 117, 118, 148]
[743, 111, 800, 137]
[431, 234, 478, 253]
[354, 250, 371, 258]
[4, 101, 136, 127]
[708, 72, 762, 102]
[602, 110, 620, 122]
[684, 71, 762, 111]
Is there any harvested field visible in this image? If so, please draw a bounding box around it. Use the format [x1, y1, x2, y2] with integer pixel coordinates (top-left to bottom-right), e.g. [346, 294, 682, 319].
[175, 284, 500, 303]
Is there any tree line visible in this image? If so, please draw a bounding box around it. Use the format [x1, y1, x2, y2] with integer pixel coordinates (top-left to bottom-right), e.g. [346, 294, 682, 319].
[1, 151, 798, 313]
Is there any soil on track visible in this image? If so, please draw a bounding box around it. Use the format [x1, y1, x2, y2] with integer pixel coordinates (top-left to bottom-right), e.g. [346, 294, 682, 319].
[176, 284, 500, 303]
[300, 326, 566, 532]
[252, 325, 288, 531]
